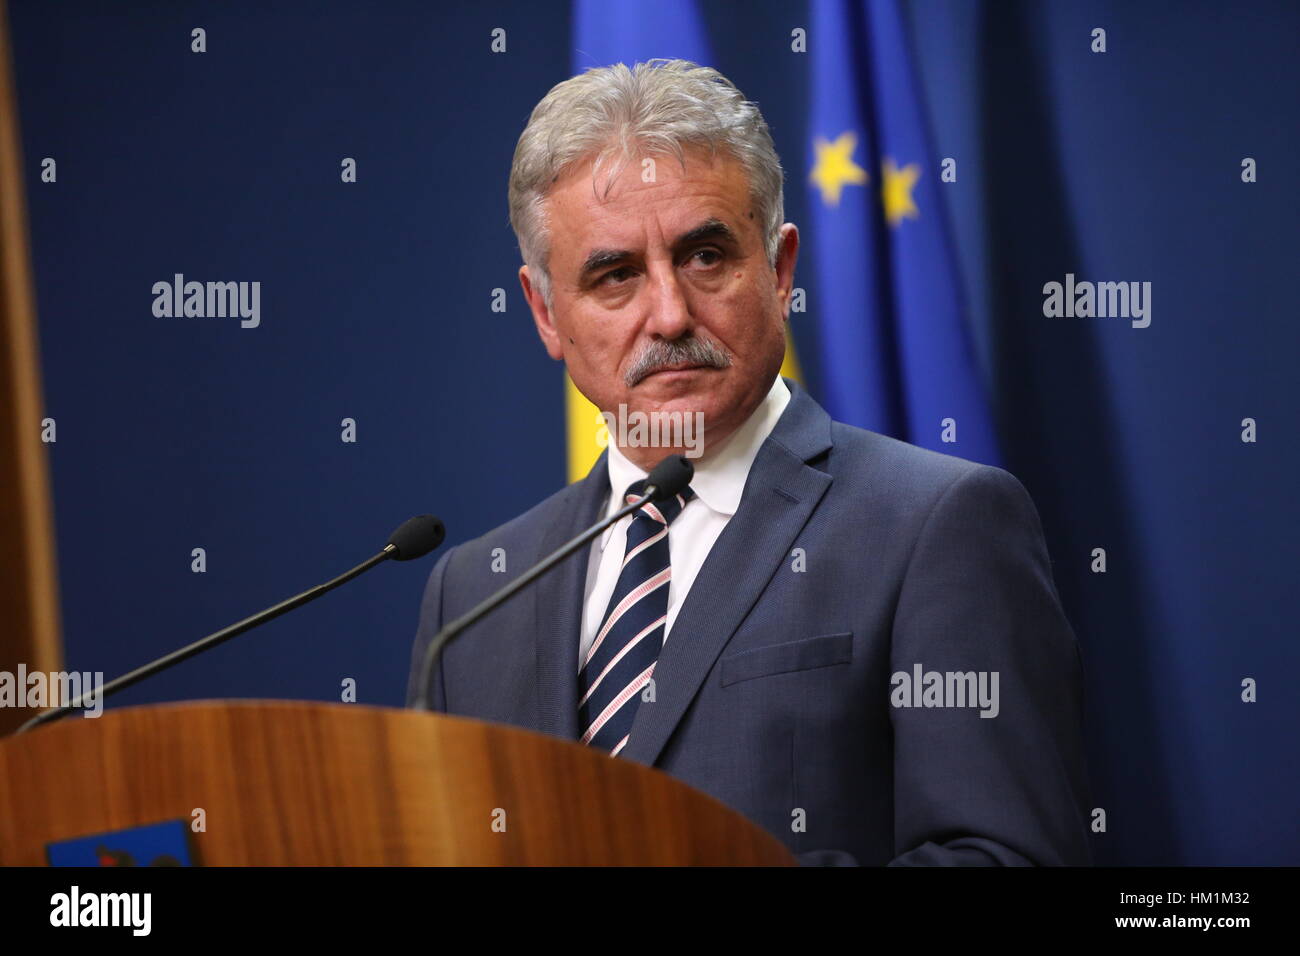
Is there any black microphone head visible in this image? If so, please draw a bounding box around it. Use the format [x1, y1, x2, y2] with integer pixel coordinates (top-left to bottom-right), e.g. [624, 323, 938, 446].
[645, 454, 694, 502]
[386, 515, 445, 561]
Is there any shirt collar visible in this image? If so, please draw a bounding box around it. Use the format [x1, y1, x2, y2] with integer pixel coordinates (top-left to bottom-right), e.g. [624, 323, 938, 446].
[602, 375, 792, 534]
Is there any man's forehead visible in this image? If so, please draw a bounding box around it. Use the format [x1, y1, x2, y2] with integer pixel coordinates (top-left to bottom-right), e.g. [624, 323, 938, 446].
[546, 149, 753, 251]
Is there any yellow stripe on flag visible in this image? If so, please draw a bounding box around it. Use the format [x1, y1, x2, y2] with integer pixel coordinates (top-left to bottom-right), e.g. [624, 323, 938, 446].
[566, 373, 606, 483]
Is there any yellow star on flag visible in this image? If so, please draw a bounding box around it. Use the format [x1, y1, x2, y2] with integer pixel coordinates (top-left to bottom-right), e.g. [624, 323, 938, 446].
[881, 157, 921, 226]
[810, 131, 869, 206]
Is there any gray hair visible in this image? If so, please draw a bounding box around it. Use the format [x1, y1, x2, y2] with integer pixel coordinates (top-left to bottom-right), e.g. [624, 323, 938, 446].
[508, 58, 786, 310]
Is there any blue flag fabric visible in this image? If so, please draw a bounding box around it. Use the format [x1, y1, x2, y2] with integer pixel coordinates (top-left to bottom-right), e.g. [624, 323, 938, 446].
[807, 0, 1001, 465]
[573, 0, 711, 72]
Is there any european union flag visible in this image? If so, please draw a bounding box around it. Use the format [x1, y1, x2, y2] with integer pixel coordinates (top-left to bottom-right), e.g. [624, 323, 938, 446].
[807, 0, 1000, 465]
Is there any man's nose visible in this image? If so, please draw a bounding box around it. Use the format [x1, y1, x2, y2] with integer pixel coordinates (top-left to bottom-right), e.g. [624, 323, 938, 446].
[642, 262, 694, 340]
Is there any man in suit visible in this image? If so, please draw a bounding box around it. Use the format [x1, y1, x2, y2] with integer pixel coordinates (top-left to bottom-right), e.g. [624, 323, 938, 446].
[407, 60, 1091, 865]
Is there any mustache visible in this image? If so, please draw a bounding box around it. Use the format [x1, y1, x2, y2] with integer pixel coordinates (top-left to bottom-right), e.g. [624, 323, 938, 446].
[624, 335, 732, 387]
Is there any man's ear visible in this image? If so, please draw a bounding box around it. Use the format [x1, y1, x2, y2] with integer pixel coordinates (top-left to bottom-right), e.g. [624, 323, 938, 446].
[774, 223, 800, 319]
[520, 265, 564, 361]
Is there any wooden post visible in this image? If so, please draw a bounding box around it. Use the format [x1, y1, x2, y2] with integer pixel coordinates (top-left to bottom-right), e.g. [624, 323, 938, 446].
[0, 0, 64, 735]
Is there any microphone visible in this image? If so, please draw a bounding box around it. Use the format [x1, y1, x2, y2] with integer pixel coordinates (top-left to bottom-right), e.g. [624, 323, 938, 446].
[412, 454, 693, 711]
[386, 514, 446, 561]
[14, 515, 446, 735]
[642, 453, 695, 501]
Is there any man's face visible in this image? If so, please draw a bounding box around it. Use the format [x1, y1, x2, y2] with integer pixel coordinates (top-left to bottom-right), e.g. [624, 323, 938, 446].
[520, 145, 799, 463]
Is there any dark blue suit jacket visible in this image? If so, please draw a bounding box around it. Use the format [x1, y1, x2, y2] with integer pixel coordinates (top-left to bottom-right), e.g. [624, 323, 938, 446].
[406, 379, 1092, 865]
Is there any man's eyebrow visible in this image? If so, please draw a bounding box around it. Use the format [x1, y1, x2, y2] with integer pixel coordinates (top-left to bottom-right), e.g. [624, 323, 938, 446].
[579, 248, 632, 279]
[674, 218, 739, 248]
[577, 219, 740, 282]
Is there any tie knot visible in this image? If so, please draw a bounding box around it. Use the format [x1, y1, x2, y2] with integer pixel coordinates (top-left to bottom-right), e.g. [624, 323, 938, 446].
[624, 479, 695, 526]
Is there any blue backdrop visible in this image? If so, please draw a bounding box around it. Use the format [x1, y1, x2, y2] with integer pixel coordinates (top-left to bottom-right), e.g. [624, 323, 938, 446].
[11, 0, 1298, 865]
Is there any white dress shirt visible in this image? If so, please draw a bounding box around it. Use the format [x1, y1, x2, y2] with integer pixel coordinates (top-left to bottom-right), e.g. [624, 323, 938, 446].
[579, 375, 792, 669]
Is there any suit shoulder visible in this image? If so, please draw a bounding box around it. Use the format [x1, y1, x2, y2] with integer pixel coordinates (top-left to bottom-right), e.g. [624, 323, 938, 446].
[821, 421, 1037, 517]
[827, 420, 982, 485]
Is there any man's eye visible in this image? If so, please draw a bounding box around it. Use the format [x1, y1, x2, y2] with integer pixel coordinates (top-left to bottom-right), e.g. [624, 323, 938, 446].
[600, 267, 634, 285]
[690, 248, 723, 267]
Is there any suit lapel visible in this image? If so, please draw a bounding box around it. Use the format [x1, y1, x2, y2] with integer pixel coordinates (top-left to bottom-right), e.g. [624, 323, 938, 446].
[621, 380, 835, 767]
[533, 451, 610, 740]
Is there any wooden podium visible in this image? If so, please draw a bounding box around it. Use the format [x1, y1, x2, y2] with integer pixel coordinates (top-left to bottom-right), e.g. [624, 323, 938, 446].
[0, 701, 795, 866]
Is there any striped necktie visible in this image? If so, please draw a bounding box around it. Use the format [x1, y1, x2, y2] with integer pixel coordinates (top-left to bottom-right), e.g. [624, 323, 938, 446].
[579, 479, 695, 756]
